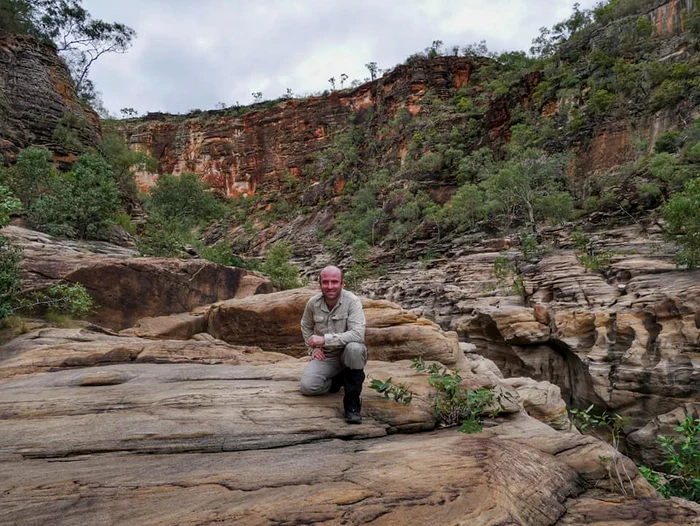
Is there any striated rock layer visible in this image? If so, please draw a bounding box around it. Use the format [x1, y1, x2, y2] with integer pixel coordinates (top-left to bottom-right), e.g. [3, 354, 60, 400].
[122, 56, 485, 197]
[1, 226, 273, 330]
[359, 224, 700, 469]
[1, 324, 697, 525]
[0, 34, 100, 164]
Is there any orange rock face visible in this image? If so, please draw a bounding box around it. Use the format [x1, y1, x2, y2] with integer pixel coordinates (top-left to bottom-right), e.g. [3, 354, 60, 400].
[123, 57, 482, 197]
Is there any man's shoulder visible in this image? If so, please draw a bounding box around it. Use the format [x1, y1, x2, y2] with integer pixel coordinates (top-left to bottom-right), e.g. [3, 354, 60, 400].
[306, 292, 324, 306]
[341, 289, 362, 305]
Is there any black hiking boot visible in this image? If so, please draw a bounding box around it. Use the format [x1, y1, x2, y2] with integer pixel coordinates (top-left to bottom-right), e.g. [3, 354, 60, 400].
[343, 369, 365, 424]
[329, 368, 347, 394]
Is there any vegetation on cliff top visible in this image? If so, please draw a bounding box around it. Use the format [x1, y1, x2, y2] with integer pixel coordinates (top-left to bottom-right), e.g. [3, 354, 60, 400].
[1, 0, 700, 291]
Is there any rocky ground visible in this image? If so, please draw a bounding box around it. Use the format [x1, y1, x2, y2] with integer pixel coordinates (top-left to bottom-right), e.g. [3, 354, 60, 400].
[1, 226, 699, 524]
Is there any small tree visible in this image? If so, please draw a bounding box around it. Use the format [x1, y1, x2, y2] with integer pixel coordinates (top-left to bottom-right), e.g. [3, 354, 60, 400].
[148, 172, 224, 228]
[261, 242, 301, 290]
[27, 153, 120, 238]
[663, 176, 700, 268]
[2, 146, 55, 206]
[365, 61, 378, 81]
[0, 186, 23, 320]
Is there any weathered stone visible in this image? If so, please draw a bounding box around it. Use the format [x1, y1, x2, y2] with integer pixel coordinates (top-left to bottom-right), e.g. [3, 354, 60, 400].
[2, 226, 273, 330]
[0, 35, 101, 163]
[207, 288, 465, 366]
[122, 57, 485, 197]
[0, 357, 694, 525]
[0, 328, 291, 378]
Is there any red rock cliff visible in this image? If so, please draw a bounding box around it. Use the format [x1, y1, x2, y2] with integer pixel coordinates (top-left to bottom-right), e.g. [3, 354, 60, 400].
[123, 57, 483, 197]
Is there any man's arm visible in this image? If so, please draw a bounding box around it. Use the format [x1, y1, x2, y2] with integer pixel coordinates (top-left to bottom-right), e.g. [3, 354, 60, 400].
[300, 300, 315, 349]
[323, 298, 365, 347]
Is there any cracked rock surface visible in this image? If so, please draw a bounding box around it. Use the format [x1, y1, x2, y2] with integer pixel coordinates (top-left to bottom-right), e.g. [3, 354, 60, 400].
[1, 326, 699, 525]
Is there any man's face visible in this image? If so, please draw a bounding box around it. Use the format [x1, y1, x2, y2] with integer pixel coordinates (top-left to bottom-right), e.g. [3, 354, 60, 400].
[319, 268, 344, 303]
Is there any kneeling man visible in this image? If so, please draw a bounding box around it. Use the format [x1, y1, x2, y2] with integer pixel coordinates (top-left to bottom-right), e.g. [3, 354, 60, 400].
[300, 265, 367, 424]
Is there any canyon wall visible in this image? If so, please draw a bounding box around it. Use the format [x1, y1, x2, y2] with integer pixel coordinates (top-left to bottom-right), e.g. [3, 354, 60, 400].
[0, 34, 101, 165]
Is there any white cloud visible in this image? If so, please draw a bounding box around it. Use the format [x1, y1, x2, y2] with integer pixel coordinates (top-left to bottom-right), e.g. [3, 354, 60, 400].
[80, 0, 602, 115]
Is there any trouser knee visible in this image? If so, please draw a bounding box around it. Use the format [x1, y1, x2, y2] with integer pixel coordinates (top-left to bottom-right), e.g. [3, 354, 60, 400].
[299, 374, 329, 396]
[342, 342, 367, 370]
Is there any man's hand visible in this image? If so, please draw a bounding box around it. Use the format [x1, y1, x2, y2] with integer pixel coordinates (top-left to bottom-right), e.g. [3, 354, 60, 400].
[308, 335, 325, 348]
[310, 348, 326, 360]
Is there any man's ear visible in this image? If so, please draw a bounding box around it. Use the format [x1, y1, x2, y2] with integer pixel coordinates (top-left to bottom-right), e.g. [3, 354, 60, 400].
[341, 280, 346, 288]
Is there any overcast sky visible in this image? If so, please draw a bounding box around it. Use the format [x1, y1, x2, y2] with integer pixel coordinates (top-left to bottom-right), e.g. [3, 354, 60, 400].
[80, 0, 601, 116]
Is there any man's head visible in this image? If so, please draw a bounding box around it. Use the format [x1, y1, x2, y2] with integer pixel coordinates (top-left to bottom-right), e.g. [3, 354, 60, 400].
[319, 265, 344, 306]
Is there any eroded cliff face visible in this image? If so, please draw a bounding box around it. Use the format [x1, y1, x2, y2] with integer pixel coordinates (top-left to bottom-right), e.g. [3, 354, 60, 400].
[0, 34, 101, 164]
[123, 56, 486, 197]
[570, 0, 698, 178]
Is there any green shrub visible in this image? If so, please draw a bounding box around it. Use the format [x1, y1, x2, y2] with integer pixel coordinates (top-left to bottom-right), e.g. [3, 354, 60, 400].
[570, 228, 590, 251]
[369, 357, 509, 433]
[261, 241, 301, 289]
[536, 191, 574, 224]
[441, 183, 485, 231]
[27, 153, 121, 239]
[663, 176, 700, 268]
[588, 89, 616, 117]
[149, 172, 224, 227]
[634, 16, 653, 37]
[645, 415, 700, 502]
[1, 147, 56, 206]
[18, 283, 94, 319]
[136, 220, 195, 257]
[654, 131, 683, 154]
[0, 186, 22, 321]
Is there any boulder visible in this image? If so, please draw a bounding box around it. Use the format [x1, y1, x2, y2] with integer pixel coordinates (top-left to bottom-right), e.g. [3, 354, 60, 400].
[2, 226, 273, 330]
[207, 288, 465, 366]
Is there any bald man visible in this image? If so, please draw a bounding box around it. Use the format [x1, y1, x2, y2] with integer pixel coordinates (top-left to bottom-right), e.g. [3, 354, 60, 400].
[300, 265, 367, 424]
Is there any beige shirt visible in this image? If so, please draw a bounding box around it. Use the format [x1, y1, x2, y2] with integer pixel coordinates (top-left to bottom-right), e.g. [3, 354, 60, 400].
[301, 289, 366, 352]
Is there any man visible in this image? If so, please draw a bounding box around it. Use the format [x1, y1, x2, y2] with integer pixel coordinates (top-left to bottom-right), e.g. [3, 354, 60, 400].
[300, 265, 367, 424]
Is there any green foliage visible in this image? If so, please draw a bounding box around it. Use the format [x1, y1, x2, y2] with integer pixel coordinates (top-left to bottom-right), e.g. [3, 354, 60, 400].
[587, 89, 616, 117]
[663, 176, 700, 268]
[480, 147, 571, 230]
[261, 241, 301, 290]
[492, 253, 515, 281]
[195, 239, 244, 267]
[368, 377, 413, 404]
[18, 282, 94, 318]
[344, 239, 371, 291]
[99, 121, 157, 203]
[633, 15, 653, 37]
[647, 153, 692, 193]
[27, 153, 120, 238]
[0, 186, 22, 321]
[519, 231, 541, 262]
[536, 191, 574, 224]
[441, 183, 485, 231]
[578, 252, 611, 271]
[368, 357, 509, 433]
[0, 185, 21, 226]
[335, 170, 390, 245]
[411, 357, 507, 432]
[654, 131, 683, 154]
[570, 404, 634, 495]
[570, 228, 590, 251]
[0, 237, 22, 320]
[654, 415, 700, 502]
[52, 112, 86, 152]
[1, 146, 55, 206]
[135, 220, 194, 258]
[148, 172, 224, 227]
